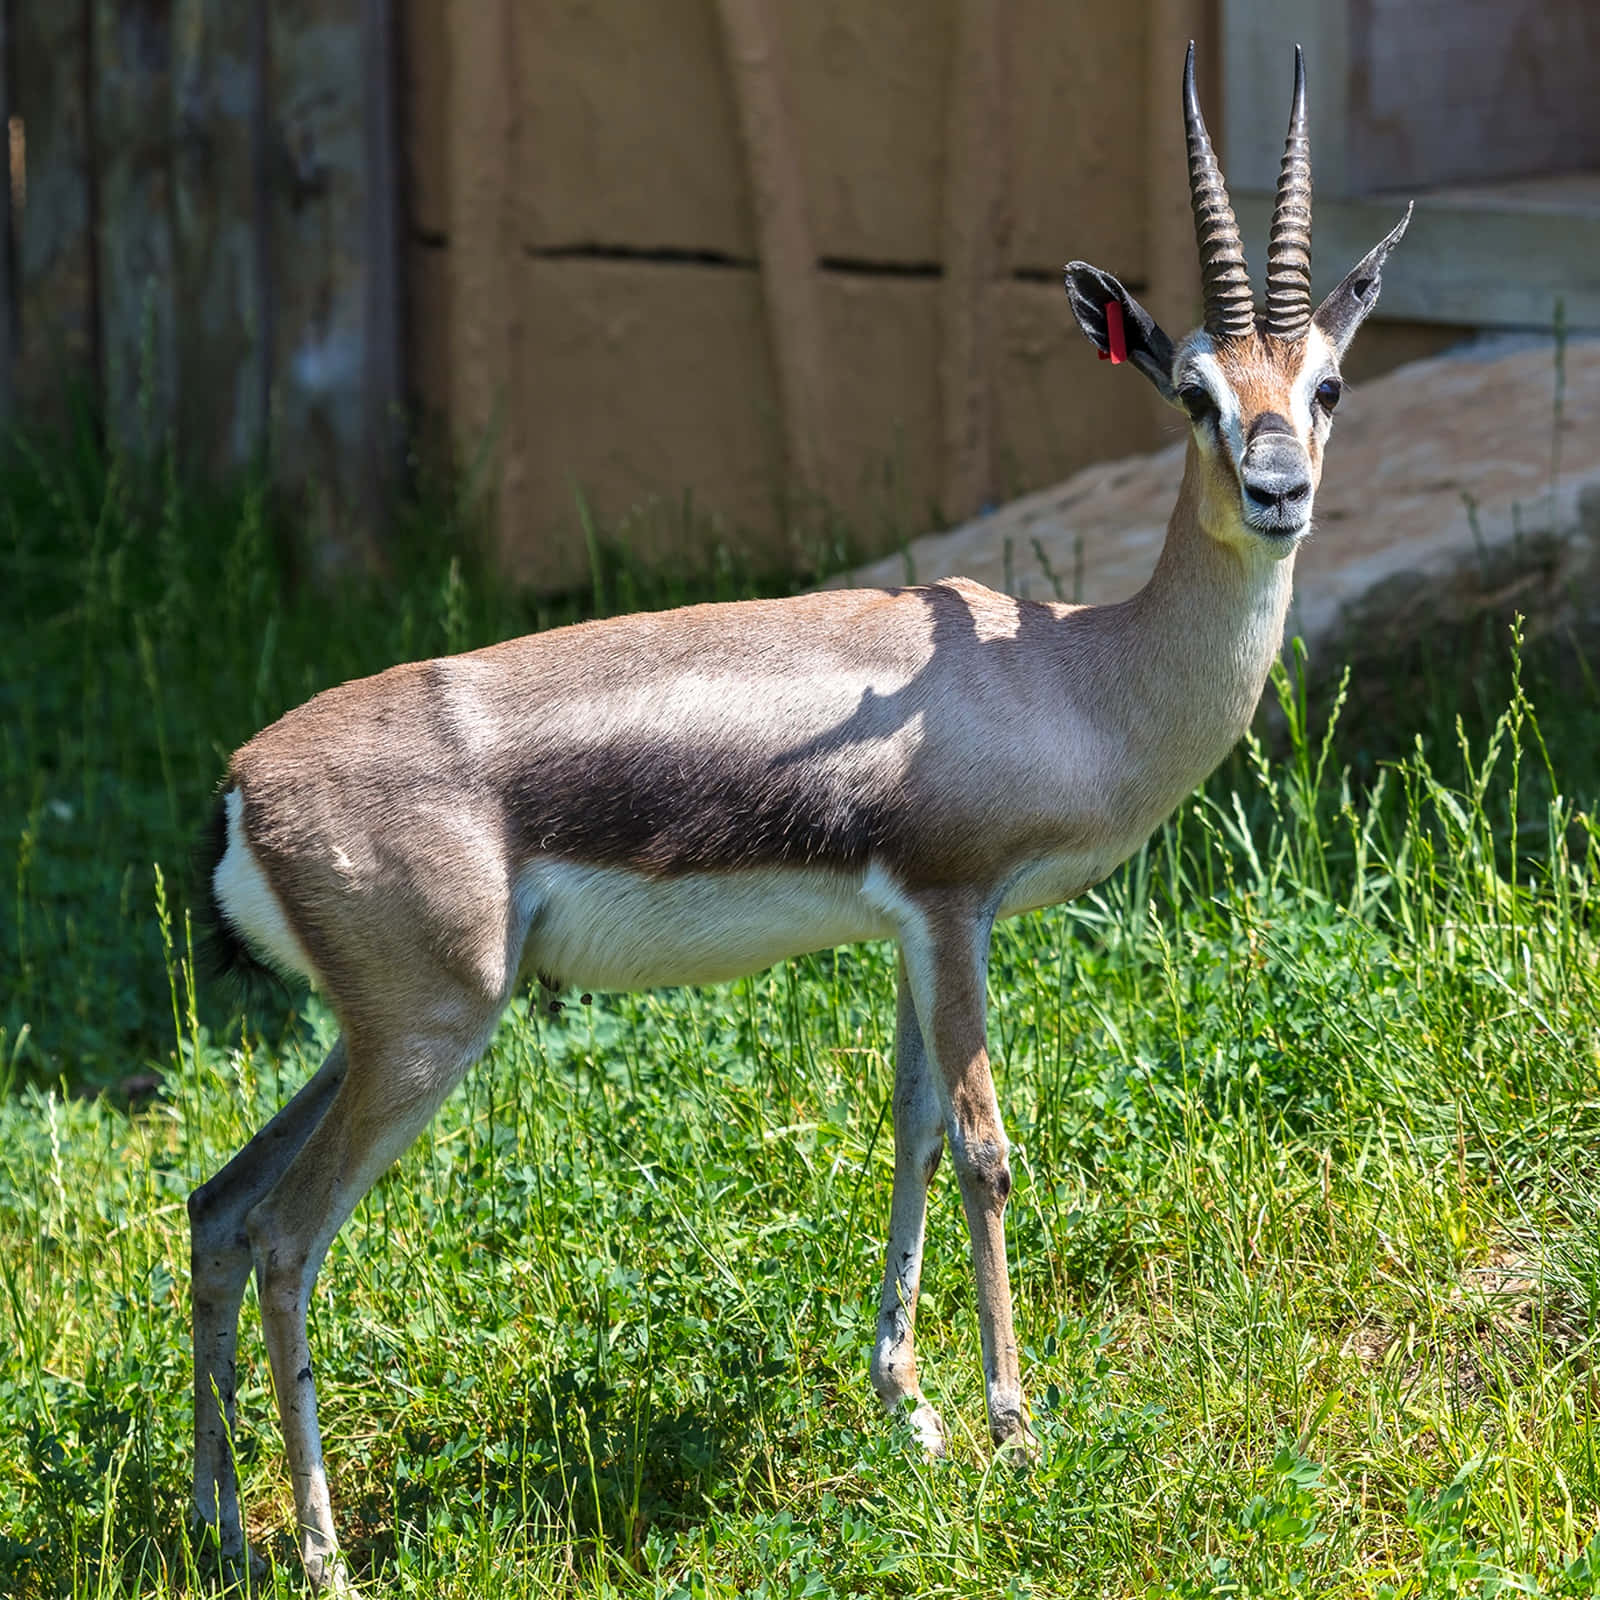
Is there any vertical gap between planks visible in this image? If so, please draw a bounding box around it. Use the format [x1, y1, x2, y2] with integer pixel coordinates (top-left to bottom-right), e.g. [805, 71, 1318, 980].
[441, 0, 521, 572]
[939, 0, 1012, 526]
[250, 0, 273, 463]
[81, 0, 102, 427]
[1145, 0, 1210, 435]
[713, 0, 827, 505]
[95, 0, 178, 457]
[0, 0, 14, 422]
[172, 0, 272, 472]
[361, 0, 403, 530]
[11, 0, 98, 423]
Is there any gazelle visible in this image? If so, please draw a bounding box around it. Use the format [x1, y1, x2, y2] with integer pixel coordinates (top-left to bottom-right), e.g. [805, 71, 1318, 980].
[189, 44, 1408, 1589]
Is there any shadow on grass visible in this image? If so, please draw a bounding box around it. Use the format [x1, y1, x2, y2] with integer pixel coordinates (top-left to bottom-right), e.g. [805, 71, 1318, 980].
[341, 1355, 779, 1581]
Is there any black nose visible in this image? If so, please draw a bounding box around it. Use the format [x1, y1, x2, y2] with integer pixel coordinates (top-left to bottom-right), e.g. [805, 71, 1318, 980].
[1240, 434, 1310, 523]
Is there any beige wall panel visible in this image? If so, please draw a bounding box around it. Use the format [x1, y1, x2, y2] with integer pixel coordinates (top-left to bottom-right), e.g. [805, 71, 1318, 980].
[815, 275, 943, 541]
[777, 0, 953, 264]
[500, 271, 1173, 593]
[517, 0, 754, 255]
[1007, 0, 1148, 278]
[1349, 0, 1600, 192]
[506, 267, 955, 589]
[991, 281, 1166, 510]
[512, 259, 785, 589]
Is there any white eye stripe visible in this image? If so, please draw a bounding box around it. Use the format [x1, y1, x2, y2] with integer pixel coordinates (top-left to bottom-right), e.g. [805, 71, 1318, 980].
[1188, 351, 1244, 467]
[1292, 325, 1337, 438]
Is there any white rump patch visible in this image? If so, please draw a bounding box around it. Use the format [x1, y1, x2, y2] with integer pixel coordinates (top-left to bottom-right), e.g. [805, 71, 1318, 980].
[212, 788, 319, 985]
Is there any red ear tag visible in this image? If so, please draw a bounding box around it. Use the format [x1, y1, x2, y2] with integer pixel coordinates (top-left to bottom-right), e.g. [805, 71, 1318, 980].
[1101, 299, 1127, 364]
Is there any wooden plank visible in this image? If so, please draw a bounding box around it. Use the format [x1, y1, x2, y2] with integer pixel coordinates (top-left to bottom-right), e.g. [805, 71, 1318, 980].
[1348, 0, 1600, 192]
[171, 0, 269, 471]
[266, 0, 366, 521]
[0, 4, 16, 423]
[1236, 185, 1600, 332]
[94, 0, 176, 456]
[1143, 0, 1208, 340]
[12, 0, 97, 423]
[360, 0, 402, 522]
[439, 0, 522, 564]
[938, 0, 1011, 522]
[399, 0, 449, 450]
[715, 0, 827, 496]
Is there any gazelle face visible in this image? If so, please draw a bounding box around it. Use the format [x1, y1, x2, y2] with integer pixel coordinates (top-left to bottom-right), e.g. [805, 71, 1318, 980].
[1064, 44, 1410, 557]
[1171, 325, 1344, 549]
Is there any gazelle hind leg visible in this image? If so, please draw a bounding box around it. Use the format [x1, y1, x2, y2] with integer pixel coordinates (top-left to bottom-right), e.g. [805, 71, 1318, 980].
[189, 1038, 350, 1572]
[246, 1010, 499, 1591]
[870, 956, 948, 1454]
[899, 902, 1033, 1453]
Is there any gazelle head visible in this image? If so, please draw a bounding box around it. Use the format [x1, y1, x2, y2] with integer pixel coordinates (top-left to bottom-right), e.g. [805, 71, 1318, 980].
[1064, 45, 1411, 555]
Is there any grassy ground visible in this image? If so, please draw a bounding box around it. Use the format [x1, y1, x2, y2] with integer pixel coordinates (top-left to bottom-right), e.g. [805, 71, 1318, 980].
[2, 434, 1599, 1596]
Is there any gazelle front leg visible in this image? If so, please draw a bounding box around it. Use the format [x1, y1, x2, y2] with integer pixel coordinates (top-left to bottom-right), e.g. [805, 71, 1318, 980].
[899, 901, 1031, 1451]
[870, 956, 948, 1453]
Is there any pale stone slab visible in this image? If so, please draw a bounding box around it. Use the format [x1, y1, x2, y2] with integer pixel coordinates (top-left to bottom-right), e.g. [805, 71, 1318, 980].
[832, 337, 1600, 665]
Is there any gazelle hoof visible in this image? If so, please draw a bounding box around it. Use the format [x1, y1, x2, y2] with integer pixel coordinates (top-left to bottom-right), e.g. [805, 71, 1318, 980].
[903, 1398, 947, 1458]
[192, 1528, 268, 1591]
[991, 1414, 1040, 1468]
[303, 1545, 354, 1595]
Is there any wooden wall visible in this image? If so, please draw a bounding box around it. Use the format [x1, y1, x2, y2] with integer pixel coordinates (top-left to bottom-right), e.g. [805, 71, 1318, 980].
[10, 0, 1593, 594]
[1347, 0, 1600, 193]
[406, 0, 1216, 590]
[2, 0, 401, 531]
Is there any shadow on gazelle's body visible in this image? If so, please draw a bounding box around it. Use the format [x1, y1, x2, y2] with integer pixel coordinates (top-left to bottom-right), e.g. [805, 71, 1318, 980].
[188, 44, 1409, 1591]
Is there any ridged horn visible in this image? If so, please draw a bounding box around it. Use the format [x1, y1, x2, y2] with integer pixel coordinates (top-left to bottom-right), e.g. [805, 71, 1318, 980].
[1183, 41, 1254, 340]
[1264, 45, 1313, 339]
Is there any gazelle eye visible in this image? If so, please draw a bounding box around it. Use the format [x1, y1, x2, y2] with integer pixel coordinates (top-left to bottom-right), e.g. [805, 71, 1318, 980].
[1177, 384, 1216, 422]
[1315, 377, 1342, 412]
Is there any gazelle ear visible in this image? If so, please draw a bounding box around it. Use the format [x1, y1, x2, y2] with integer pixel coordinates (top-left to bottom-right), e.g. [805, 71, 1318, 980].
[1063, 263, 1178, 403]
[1313, 204, 1413, 356]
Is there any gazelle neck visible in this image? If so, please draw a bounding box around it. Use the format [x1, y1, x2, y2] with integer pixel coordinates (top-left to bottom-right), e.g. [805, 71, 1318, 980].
[1114, 442, 1297, 772]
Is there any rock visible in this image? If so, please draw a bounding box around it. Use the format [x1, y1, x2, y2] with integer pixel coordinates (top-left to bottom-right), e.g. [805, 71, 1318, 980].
[831, 336, 1600, 667]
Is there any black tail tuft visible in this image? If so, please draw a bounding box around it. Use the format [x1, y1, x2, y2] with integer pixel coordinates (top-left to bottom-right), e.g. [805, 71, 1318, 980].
[193, 792, 283, 999]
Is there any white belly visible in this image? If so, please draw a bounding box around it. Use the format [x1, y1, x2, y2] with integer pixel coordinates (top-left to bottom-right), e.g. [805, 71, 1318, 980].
[517, 860, 894, 992]
[997, 846, 1124, 919]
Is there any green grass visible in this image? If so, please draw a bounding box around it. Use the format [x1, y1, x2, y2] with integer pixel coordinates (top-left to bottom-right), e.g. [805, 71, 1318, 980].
[2, 432, 1600, 1596]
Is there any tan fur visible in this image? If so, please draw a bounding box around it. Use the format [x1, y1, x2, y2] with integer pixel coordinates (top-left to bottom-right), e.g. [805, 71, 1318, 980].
[190, 414, 1315, 1584]
[187, 80, 1399, 1591]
